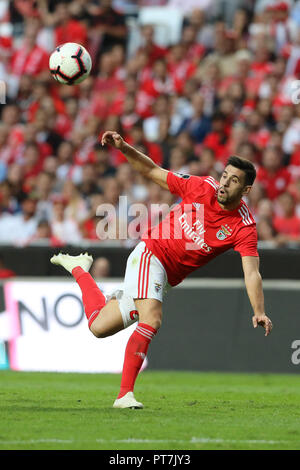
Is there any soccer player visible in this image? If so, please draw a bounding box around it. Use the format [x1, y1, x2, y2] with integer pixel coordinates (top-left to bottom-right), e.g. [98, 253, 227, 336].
[51, 131, 273, 409]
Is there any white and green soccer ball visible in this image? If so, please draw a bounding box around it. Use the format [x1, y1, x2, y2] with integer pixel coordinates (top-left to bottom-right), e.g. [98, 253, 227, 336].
[49, 42, 92, 85]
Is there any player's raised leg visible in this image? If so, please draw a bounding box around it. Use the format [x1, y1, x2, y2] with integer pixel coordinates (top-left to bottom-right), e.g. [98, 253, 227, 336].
[50, 252, 124, 337]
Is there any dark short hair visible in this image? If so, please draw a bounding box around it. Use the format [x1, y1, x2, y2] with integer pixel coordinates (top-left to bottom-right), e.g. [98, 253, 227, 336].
[225, 155, 256, 186]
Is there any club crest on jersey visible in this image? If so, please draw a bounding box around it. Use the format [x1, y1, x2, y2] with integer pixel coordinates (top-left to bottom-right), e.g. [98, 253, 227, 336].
[216, 224, 233, 240]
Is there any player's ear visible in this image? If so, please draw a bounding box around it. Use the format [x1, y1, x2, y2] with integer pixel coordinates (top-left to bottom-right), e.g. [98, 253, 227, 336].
[242, 185, 252, 196]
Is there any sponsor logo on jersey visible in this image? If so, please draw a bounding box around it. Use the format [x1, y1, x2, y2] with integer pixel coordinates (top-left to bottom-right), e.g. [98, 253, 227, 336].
[216, 224, 233, 240]
[178, 212, 212, 252]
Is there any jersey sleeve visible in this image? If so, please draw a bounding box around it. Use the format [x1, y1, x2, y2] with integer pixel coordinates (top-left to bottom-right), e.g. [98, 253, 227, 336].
[167, 172, 206, 199]
[233, 225, 259, 258]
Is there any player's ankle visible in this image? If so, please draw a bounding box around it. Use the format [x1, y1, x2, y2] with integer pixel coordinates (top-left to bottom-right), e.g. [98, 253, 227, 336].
[117, 388, 132, 399]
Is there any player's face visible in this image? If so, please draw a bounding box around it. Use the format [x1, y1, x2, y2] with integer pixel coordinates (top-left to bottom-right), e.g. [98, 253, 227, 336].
[217, 165, 251, 207]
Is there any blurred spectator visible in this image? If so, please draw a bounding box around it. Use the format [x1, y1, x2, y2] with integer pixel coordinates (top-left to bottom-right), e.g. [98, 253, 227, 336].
[62, 180, 89, 224]
[256, 217, 278, 246]
[81, 193, 105, 240]
[5, 164, 26, 204]
[143, 94, 170, 142]
[90, 256, 111, 278]
[78, 163, 103, 198]
[202, 112, 229, 164]
[139, 1, 168, 4]
[120, 93, 140, 132]
[0, 194, 38, 245]
[122, 122, 163, 167]
[9, 18, 49, 96]
[236, 142, 259, 165]
[185, 8, 215, 49]
[94, 145, 117, 181]
[168, 0, 214, 15]
[88, 0, 127, 63]
[197, 147, 220, 178]
[38, 1, 88, 48]
[29, 219, 52, 245]
[178, 93, 211, 143]
[257, 146, 292, 200]
[273, 191, 300, 244]
[246, 181, 266, 217]
[282, 104, 300, 155]
[257, 197, 274, 222]
[50, 195, 82, 245]
[136, 58, 179, 118]
[201, 24, 240, 79]
[137, 24, 167, 66]
[113, 1, 139, 13]
[213, 0, 251, 27]
[169, 146, 189, 173]
[0, 180, 19, 215]
[34, 171, 55, 222]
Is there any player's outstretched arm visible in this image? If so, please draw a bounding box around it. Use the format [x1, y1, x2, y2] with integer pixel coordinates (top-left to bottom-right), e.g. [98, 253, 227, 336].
[242, 256, 273, 336]
[101, 131, 169, 190]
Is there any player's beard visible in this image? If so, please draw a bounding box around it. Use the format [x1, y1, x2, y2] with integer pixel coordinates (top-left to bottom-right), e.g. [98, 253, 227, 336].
[217, 187, 242, 207]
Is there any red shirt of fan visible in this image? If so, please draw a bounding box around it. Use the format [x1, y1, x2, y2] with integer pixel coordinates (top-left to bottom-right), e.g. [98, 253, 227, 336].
[142, 172, 258, 286]
[10, 45, 49, 76]
[256, 166, 291, 200]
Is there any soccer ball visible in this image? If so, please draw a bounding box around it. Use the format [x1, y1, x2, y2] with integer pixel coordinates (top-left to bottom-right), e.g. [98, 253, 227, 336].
[49, 42, 92, 85]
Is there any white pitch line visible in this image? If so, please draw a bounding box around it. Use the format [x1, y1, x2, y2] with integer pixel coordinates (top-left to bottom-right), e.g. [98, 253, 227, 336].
[0, 439, 73, 445]
[0, 437, 288, 446]
[190, 437, 286, 445]
[96, 437, 287, 445]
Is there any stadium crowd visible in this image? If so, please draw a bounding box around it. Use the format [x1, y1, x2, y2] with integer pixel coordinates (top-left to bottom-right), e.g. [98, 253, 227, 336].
[0, 0, 300, 251]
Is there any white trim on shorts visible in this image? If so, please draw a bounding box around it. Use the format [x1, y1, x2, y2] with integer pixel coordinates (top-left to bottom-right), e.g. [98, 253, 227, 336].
[124, 241, 170, 302]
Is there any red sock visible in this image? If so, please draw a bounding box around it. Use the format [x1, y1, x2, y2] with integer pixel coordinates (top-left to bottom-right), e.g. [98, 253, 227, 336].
[118, 322, 157, 399]
[72, 267, 106, 328]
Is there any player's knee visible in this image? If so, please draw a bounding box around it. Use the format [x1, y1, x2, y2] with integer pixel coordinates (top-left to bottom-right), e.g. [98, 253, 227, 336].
[89, 323, 111, 339]
[140, 309, 162, 331]
[152, 316, 162, 331]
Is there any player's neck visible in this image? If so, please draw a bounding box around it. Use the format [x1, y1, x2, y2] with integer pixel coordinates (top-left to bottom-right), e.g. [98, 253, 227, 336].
[217, 199, 241, 212]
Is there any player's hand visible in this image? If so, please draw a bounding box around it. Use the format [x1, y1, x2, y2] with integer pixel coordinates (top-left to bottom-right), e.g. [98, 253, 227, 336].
[101, 131, 124, 150]
[252, 314, 273, 337]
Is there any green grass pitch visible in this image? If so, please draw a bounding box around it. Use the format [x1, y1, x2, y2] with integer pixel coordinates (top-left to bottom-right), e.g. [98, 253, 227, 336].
[0, 370, 300, 450]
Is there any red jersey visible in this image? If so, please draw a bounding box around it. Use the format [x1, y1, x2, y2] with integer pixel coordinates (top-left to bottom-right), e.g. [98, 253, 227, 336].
[142, 172, 258, 286]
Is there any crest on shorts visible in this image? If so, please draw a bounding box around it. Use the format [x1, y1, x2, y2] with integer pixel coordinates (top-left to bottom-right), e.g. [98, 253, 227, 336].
[216, 224, 233, 240]
[154, 282, 162, 292]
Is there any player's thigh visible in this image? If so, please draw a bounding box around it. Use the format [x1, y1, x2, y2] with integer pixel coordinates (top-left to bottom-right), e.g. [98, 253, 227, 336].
[90, 299, 124, 338]
[134, 298, 163, 331]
